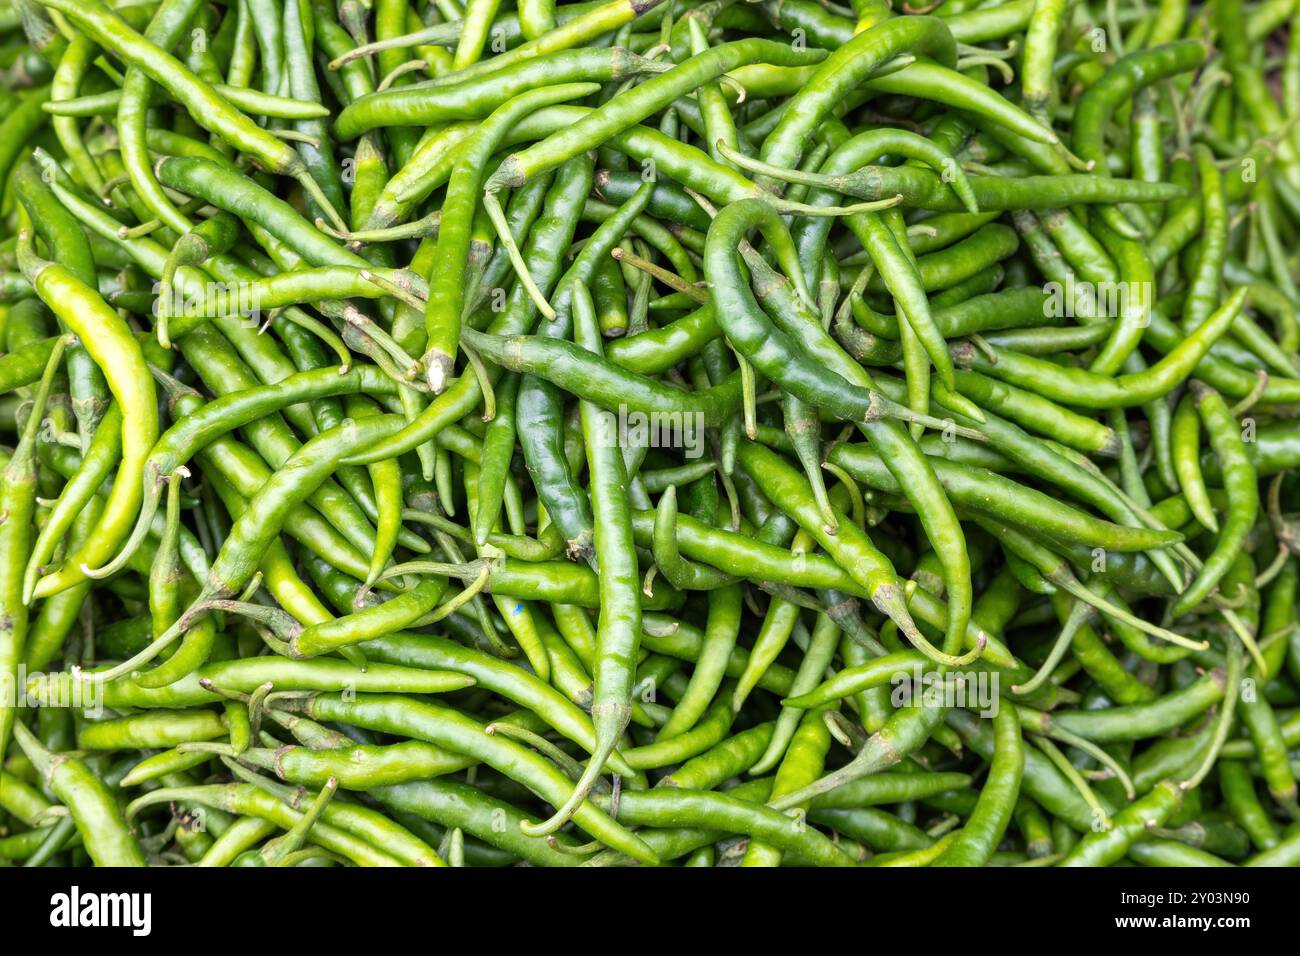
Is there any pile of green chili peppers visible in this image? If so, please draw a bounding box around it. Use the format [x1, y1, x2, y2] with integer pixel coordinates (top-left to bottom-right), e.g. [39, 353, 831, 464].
[0, 0, 1299, 869]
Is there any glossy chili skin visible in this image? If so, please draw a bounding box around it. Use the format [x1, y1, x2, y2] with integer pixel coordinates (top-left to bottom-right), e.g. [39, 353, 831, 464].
[7, 0, 1300, 872]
